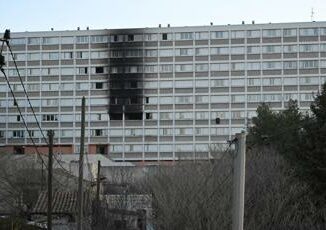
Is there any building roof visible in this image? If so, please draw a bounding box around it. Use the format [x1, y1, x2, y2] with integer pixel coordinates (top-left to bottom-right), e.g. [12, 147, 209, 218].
[32, 191, 90, 215]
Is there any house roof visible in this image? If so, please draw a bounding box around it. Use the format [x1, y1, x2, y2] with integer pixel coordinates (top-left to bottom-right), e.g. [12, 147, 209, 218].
[32, 191, 90, 215]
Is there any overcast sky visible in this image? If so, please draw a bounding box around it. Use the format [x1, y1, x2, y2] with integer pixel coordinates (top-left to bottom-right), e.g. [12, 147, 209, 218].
[1, 0, 326, 32]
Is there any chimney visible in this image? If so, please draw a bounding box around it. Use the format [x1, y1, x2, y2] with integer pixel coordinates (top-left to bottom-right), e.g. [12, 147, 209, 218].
[167, 24, 170, 27]
[77, 27, 80, 30]
[159, 24, 161, 28]
[242, 21, 245, 24]
[210, 22, 213, 26]
[51, 28, 54, 31]
[86, 26, 89, 30]
[252, 20, 255, 24]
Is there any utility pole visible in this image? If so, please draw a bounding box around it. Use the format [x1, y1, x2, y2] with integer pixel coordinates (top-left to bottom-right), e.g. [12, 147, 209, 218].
[77, 96, 86, 230]
[232, 132, 246, 230]
[47, 130, 54, 230]
[96, 160, 101, 203]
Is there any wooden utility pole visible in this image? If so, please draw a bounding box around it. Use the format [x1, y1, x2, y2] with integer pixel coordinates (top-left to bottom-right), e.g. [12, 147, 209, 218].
[77, 96, 86, 230]
[96, 160, 101, 203]
[232, 132, 246, 230]
[47, 130, 54, 230]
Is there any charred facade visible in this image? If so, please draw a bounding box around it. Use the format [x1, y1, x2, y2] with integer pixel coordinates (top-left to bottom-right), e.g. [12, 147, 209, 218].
[108, 30, 144, 120]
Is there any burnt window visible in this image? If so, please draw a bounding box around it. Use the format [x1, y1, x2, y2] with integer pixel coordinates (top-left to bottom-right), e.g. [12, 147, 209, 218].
[95, 67, 104, 74]
[95, 129, 103, 136]
[146, 113, 152, 120]
[95, 82, 103, 89]
[145, 97, 149, 104]
[162, 33, 168, 40]
[113, 35, 118, 42]
[110, 97, 118, 104]
[17, 115, 21, 121]
[128, 34, 134, 41]
[130, 97, 138, 104]
[14, 146, 24, 155]
[130, 81, 137, 88]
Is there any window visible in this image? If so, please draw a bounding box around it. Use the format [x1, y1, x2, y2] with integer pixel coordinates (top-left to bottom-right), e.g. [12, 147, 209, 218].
[42, 52, 59, 60]
[27, 53, 40, 61]
[91, 51, 109, 59]
[175, 64, 193, 72]
[195, 48, 209, 56]
[175, 80, 193, 88]
[159, 64, 173, 72]
[299, 28, 319, 36]
[61, 36, 74, 44]
[231, 95, 245, 103]
[144, 34, 158, 41]
[95, 82, 103, 89]
[42, 37, 59, 45]
[231, 47, 245, 55]
[299, 60, 318, 69]
[263, 94, 282, 102]
[76, 36, 89, 43]
[211, 31, 228, 39]
[11, 38, 26, 45]
[211, 47, 229, 55]
[61, 68, 74, 75]
[247, 62, 260, 70]
[95, 67, 104, 74]
[283, 45, 297, 53]
[76, 51, 89, 59]
[247, 30, 260, 38]
[283, 61, 297, 69]
[283, 29, 297, 37]
[284, 77, 297, 85]
[231, 31, 245, 38]
[176, 32, 193, 40]
[300, 77, 319, 85]
[247, 46, 260, 54]
[211, 63, 229, 71]
[195, 32, 209, 40]
[262, 29, 281, 37]
[231, 79, 245, 86]
[93, 129, 103, 137]
[195, 64, 208, 72]
[262, 62, 282, 70]
[162, 33, 168, 40]
[262, 45, 281, 53]
[159, 49, 173, 57]
[247, 94, 261, 102]
[175, 48, 193, 56]
[91, 35, 108, 43]
[299, 44, 319, 52]
[231, 63, 245, 71]
[61, 52, 73, 59]
[77, 67, 88, 74]
[12, 130, 24, 138]
[212, 79, 228, 87]
[263, 78, 281, 86]
[28, 37, 40, 45]
[248, 78, 261, 86]
[42, 114, 58, 121]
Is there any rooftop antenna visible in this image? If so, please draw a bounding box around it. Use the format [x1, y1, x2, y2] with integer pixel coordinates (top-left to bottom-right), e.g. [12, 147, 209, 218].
[311, 8, 315, 21]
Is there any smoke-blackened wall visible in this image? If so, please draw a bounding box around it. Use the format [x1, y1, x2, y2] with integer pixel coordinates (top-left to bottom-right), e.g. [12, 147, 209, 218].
[108, 29, 144, 120]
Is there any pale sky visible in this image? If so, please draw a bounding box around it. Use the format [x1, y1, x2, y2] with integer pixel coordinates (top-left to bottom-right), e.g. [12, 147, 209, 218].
[1, 0, 326, 32]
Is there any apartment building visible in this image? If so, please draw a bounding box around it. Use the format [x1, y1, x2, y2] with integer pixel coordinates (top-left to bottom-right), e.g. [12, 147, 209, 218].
[0, 21, 326, 161]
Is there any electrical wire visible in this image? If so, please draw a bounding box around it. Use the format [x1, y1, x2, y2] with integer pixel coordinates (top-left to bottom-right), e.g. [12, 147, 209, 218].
[5, 40, 77, 179]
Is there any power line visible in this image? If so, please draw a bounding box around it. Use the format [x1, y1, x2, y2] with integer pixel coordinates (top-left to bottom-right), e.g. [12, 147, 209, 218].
[4, 37, 77, 179]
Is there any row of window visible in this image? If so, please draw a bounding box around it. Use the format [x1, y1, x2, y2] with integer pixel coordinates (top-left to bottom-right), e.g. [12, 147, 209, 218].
[9, 51, 108, 61]
[11, 35, 108, 45]
[109, 44, 326, 58]
[110, 28, 326, 42]
[5, 66, 107, 76]
[10, 27, 326, 47]
[109, 60, 326, 73]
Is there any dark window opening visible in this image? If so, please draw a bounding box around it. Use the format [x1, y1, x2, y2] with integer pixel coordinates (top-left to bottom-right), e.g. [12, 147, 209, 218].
[145, 97, 149, 104]
[14, 146, 24, 155]
[128, 34, 134, 41]
[95, 67, 104, 74]
[13, 100, 17, 106]
[130, 97, 138, 104]
[130, 81, 137, 88]
[17, 115, 21, 121]
[96, 145, 107, 155]
[95, 82, 103, 89]
[146, 113, 152, 120]
[0, 131, 4, 138]
[110, 97, 117, 105]
[215, 117, 221, 124]
[95, 129, 102, 136]
[125, 113, 142, 120]
[114, 220, 126, 229]
[114, 35, 118, 42]
[110, 113, 123, 120]
[162, 33, 168, 40]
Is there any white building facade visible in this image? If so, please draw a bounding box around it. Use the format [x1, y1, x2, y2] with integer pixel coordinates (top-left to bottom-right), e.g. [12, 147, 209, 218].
[1, 21, 326, 161]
